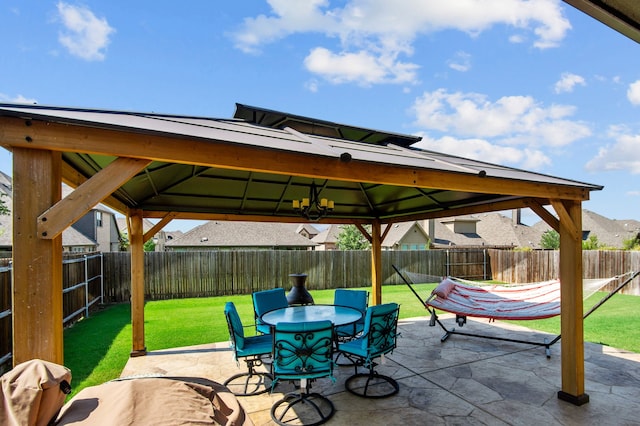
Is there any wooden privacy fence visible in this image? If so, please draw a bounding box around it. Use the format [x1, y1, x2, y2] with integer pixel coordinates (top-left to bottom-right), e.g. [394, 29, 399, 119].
[101, 248, 640, 301]
[102, 250, 453, 301]
[489, 249, 640, 295]
[0, 253, 104, 373]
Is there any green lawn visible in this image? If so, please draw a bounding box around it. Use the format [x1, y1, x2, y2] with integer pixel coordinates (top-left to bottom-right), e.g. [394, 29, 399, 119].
[62, 283, 639, 399]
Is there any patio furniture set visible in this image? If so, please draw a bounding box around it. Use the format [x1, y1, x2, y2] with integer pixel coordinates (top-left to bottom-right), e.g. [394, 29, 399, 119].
[224, 287, 401, 426]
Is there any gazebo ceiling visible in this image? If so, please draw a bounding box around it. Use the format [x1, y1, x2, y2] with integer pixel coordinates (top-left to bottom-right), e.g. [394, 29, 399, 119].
[0, 103, 602, 225]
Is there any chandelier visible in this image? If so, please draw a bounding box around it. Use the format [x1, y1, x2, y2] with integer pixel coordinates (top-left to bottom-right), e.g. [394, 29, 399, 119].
[292, 181, 334, 221]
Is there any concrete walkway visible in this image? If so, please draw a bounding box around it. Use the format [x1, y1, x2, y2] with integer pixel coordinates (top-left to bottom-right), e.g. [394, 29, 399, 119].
[122, 315, 640, 425]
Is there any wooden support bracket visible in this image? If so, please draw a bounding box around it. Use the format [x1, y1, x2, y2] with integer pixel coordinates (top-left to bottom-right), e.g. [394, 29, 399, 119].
[37, 157, 151, 239]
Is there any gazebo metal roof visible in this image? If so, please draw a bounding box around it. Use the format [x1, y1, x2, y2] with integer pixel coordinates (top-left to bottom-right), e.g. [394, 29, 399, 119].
[0, 103, 601, 225]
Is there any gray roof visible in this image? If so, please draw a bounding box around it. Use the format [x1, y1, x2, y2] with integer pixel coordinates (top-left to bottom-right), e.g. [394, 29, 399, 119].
[311, 225, 343, 244]
[166, 221, 317, 248]
[61, 226, 96, 247]
[0, 103, 602, 224]
[531, 209, 640, 248]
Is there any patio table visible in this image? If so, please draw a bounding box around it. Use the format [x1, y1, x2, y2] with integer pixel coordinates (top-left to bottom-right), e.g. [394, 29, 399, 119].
[260, 304, 362, 328]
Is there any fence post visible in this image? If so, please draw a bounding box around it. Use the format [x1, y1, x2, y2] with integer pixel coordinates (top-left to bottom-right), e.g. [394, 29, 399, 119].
[100, 252, 104, 305]
[84, 255, 89, 319]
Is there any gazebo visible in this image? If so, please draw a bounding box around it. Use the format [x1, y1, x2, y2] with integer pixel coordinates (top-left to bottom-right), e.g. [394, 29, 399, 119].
[0, 101, 603, 405]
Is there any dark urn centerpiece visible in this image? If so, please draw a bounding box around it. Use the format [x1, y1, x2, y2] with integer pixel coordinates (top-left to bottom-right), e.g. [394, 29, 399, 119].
[286, 273, 314, 306]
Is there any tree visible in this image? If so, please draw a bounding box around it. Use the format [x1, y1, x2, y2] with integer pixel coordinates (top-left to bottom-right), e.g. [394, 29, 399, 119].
[336, 225, 371, 250]
[119, 233, 156, 252]
[623, 233, 640, 251]
[0, 193, 9, 216]
[539, 230, 559, 249]
[144, 239, 156, 252]
[582, 234, 599, 250]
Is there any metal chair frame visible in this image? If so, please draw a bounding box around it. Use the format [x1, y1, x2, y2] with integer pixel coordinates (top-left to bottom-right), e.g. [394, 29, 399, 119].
[223, 301, 274, 396]
[339, 303, 401, 398]
[270, 320, 336, 426]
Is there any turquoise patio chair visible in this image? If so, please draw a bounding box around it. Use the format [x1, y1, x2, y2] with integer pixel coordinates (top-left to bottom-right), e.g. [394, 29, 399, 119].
[333, 288, 368, 366]
[338, 302, 401, 398]
[252, 288, 289, 335]
[270, 320, 335, 425]
[223, 301, 274, 396]
[333, 288, 368, 340]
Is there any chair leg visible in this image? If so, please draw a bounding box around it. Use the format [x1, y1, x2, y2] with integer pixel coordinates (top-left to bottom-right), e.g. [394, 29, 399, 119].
[224, 357, 273, 396]
[334, 350, 359, 366]
[271, 387, 335, 426]
[344, 361, 399, 399]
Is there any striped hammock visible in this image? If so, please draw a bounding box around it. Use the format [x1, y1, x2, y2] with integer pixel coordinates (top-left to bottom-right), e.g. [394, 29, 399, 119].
[425, 275, 621, 321]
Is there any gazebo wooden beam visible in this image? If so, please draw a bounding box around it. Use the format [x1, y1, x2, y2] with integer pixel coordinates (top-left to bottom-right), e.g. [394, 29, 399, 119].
[143, 212, 178, 243]
[61, 161, 130, 214]
[554, 200, 589, 405]
[0, 117, 591, 201]
[11, 148, 64, 365]
[370, 220, 382, 306]
[37, 157, 151, 239]
[128, 209, 146, 357]
[529, 199, 560, 231]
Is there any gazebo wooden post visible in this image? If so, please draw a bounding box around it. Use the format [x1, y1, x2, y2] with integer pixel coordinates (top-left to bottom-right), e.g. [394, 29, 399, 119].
[128, 209, 146, 356]
[11, 148, 63, 365]
[370, 220, 382, 306]
[555, 200, 589, 405]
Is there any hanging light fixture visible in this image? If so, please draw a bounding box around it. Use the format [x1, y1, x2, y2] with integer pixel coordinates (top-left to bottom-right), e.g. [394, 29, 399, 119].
[292, 181, 334, 221]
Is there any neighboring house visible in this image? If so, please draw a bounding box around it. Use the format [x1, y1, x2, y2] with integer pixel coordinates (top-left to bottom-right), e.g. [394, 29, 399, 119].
[61, 227, 97, 253]
[426, 209, 640, 249]
[311, 210, 640, 251]
[164, 221, 317, 251]
[382, 222, 430, 250]
[116, 217, 183, 251]
[62, 185, 122, 252]
[530, 209, 640, 249]
[312, 222, 430, 251]
[296, 223, 320, 239]
[311, 225, 342, 251]
[0, 172, 121, 252]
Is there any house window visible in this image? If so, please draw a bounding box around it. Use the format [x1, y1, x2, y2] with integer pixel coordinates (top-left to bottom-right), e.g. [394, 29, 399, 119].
[401, 244, 422, 251]
[96, 211, 103, 227]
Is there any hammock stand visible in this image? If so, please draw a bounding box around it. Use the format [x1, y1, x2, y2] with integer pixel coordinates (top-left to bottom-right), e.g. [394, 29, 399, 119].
[392, 264, 640, 358]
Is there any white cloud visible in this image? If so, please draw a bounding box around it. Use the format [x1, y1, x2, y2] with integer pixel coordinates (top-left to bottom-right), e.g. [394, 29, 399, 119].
[585, 131, 640, 174]
[0, 93, 38, 104]
[627, 80, 640, 105]
[414, 135, 551, 169]
[303, 47, 419, 86]
[305, 79, 320, 93]
[554, 72, 586, 93]
[56, 2, 115, 61]
[447, 51, 471, 72]
[410, 88, 591, 146]
[232, 0, 570, 85]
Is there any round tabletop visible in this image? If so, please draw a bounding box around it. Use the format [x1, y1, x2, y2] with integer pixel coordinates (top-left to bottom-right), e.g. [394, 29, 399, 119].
[260, 304, 362, 327]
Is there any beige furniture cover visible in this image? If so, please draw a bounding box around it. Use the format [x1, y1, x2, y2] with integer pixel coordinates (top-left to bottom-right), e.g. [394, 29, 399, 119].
[1, 359, 253, 426]
[55, 376, 253, 425]
[1, 359, 72, 426]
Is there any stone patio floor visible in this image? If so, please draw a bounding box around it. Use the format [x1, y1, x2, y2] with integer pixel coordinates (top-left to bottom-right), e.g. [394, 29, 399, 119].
[121, 315, 640, 425]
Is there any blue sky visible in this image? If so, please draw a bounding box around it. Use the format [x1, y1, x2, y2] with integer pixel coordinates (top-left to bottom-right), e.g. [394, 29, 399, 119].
[2, 1, 639, 230]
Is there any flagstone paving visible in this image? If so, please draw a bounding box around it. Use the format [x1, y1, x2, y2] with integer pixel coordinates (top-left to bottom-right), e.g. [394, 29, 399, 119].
[122, 315, 640, 425]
